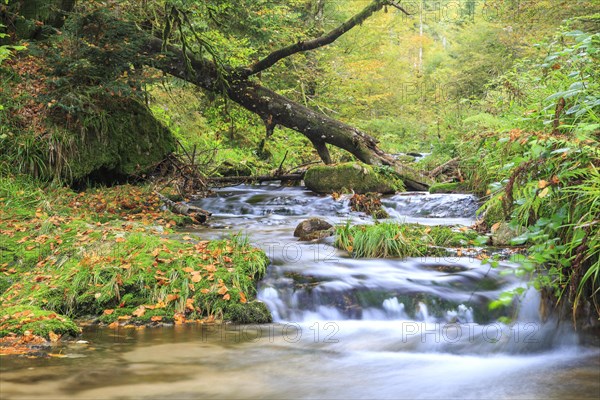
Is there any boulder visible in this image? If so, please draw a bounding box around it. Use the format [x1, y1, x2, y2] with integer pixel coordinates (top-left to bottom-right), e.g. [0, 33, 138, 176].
[294, 218, 333, 241]
[66, 97, 176, 183]
[304, 162, 404, 194]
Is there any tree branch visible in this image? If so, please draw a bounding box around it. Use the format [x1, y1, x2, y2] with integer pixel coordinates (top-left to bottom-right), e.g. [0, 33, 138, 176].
[387, 0, 412, 15]
[239, 0, 408, 78]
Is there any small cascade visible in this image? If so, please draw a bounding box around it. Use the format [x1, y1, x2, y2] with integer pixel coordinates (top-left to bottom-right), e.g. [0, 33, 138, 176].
[195, 184, 591, 360]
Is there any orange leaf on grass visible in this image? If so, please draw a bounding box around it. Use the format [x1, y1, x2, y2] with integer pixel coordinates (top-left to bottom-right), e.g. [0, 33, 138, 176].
[166, 294, 180, 303]
[132, 306, 146, 317]
[217, 286, 228, 295]
[185, 298, 195, 311]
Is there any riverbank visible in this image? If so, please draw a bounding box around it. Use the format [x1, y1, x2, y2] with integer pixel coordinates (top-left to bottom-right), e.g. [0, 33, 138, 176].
[0, 176, 271, 350]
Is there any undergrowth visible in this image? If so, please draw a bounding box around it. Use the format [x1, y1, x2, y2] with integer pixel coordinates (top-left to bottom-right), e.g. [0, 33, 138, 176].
[0, 176, 270, 339]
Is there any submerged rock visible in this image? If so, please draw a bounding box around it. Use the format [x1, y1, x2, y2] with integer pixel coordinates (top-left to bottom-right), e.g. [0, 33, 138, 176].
[294, 218, 334, 241]
[304, 162, 404, 194]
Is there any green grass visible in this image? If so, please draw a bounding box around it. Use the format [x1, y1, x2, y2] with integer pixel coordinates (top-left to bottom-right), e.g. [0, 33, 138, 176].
[0, 305, 80, 339]
[335, 222, 482, 259]
[0, 176, 271, 335]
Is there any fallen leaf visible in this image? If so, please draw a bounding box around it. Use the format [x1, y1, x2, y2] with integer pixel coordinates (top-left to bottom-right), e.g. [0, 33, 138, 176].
[185, 298, 195, 311]
[165, 294, 179, 303]
[103, 309, 114, 315]
[115, 237, 126, 243]
[223, 293, 230, 301]
[539, 187, 550, 198]
[204, 264, 217, 273]
[239, 291, 247, 304]
[174, 313, 186, 324]
[150, 316, 162, 322]
[48, 353, 68, 358]
[48, 331, 61, 343]
[538, 180, 548, 189]
[191, 274, 202, 283]
[217, 286, 228, 295]
[491, 222, 501, 233]
[132, 306, 146, 317]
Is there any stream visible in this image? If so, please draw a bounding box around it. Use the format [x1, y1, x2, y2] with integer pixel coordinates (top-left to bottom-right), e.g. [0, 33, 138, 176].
[1, 184, 598, 399]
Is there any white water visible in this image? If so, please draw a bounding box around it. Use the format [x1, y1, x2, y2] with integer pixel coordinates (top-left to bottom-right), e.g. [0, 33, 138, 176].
[1, 184, 598, 399]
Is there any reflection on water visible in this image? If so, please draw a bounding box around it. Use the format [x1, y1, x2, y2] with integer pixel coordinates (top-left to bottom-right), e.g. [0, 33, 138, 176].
[1, 324, 598, 399]
[1, 184, 599, 399]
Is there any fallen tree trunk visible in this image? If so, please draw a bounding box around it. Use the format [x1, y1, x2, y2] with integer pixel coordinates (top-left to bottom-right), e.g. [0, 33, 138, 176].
[141, 39, 431, 190]
[209, 173, 304, 184]
[155, 192, 211, 224]
[429, 157, 460, 178]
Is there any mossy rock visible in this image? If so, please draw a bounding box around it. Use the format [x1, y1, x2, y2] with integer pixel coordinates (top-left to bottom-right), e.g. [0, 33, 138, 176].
[491, 222, 526, 246]
[215, 160, 256, 177]
[304, 162, 404, 194]
[0, 306, 80, 339]
[61, 97, 176, 181]
[224, 302, 273, 324]
[294, 218, 333, 240]
[429, 182, 468, 194]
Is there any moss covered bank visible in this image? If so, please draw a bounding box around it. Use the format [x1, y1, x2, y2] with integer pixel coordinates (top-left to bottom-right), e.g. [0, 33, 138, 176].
[0, 177, 272, 341]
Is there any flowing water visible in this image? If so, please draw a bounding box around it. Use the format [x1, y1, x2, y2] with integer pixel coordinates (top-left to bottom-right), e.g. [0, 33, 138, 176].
[1, 184, 598, 399]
